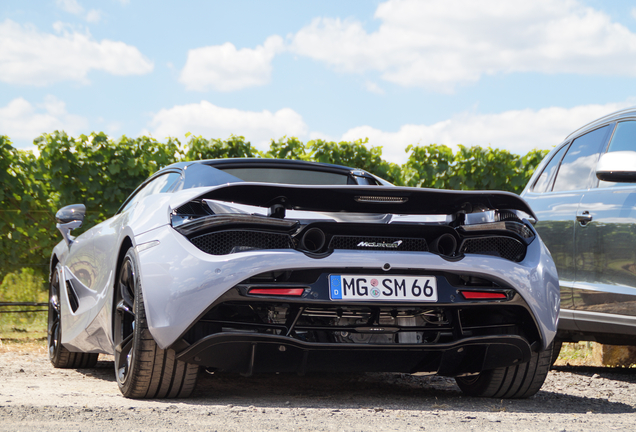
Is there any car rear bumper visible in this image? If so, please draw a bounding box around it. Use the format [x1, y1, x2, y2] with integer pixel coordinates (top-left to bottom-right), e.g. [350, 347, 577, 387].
[135, 225, 559, 351]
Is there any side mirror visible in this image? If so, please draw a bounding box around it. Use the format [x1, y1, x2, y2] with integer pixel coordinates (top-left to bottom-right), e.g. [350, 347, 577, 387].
[55, 204, 86, 247]
[596, 151, 636, 182]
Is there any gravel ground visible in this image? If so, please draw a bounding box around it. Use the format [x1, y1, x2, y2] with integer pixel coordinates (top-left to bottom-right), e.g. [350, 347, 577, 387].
[1, 345, 636, 431]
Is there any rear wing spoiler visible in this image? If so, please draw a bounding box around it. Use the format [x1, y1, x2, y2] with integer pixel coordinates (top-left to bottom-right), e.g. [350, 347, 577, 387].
[196, 183, 537, 220]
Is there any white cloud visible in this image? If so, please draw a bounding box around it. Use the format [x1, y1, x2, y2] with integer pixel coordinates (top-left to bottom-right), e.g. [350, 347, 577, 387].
[179, 36, 284, 92]
[56, 0, 83, 15]
[290, 0, 636, 91]
[85, 10, 103, 23]
[56, 0, 102, 23]
[364, 81, 384, 95]
[0, 19, 153, 86]
[0, 96, 88, 147]
[339, 102, 634, 163]
[148, 101, 307, 149]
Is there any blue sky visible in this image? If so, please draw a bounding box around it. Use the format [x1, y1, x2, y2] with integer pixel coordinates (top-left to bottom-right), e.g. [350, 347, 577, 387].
[2, 0, 636, 163]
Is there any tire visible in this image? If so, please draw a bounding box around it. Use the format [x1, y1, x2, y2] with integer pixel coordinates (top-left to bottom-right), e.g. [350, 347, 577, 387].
[455, 341, 553, 398]
[550, 338, 563, 366]
[47, 264, 98, 368]
[113, 248, 199, 399]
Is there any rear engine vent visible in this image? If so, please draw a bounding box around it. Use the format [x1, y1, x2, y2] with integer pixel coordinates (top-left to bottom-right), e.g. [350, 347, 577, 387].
[330, 236, 428, 252]
[460, 237, 526, 262]
[175, 201, 210, 216]
[65, 281, 79, 313]
[191, 230, 292, 255]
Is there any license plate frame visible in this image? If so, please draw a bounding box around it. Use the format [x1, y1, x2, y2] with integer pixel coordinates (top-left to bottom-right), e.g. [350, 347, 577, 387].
[329, 274, 438, 302]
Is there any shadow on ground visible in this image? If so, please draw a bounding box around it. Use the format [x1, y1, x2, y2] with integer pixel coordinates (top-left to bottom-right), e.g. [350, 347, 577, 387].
[81, 358, 636, 415]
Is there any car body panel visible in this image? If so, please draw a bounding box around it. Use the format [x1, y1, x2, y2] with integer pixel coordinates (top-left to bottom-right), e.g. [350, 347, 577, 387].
[572, 187, 636, 317]
[522, 109, 636, 344]
[523, 190, 581, 311]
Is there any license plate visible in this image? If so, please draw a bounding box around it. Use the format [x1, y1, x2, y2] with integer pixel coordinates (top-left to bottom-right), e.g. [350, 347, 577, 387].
[329, 275, 437, 302]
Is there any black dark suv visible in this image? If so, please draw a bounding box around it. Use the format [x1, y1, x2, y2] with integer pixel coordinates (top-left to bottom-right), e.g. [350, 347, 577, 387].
[522, 107, 636, 356]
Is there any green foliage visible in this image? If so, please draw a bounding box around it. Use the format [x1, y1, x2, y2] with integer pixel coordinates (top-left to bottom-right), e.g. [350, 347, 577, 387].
[306, 138, 404, 185]
[0, 136, 52, 278]
[403, 144, 455, 188]
[184, 134, 259, 160]
[0, 268, 47, 303]
[37, 131, 183, 228]
[265, 136, 310, 160]
[404, 144, 549, 193]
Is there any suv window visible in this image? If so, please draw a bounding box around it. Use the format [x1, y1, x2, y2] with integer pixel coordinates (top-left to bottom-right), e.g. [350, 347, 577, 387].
[532, 143, 569, 193]
[607, 120, 636, 153]
[120, 172, 181, 212]
[598, 120, 636, 188]
[552, 125, 611, 192]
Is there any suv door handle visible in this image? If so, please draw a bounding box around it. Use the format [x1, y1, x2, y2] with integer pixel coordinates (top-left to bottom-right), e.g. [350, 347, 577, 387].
[576, 211, 593, 225]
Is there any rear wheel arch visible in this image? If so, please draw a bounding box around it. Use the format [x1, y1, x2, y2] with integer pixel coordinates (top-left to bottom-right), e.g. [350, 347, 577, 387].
[50, 255, 59, 282]
[112, 236, 134, 339]
[113, 246, 199, 398]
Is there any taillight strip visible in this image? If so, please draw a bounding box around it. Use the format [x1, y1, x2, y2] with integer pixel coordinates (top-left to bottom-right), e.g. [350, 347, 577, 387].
[248, 288, 305, 296]
[460, 291, 507, 300]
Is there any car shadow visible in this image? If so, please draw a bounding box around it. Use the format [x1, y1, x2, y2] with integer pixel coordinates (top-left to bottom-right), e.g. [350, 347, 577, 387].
[79, 360, 636, 414]
[551, 365, 636, 382]
[553, 365, 636, 383]
[76, 357, 117, 382]
[181, 370, 634, 414]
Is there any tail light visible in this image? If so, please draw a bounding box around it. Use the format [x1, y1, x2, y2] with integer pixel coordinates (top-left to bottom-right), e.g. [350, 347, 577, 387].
[248, 288, 305, 296]
[460, 290, 507, 300]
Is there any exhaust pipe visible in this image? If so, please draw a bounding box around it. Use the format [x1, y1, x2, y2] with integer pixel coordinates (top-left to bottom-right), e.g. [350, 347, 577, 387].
[300, 228, 326, 253]
[430, 233, 457, 257]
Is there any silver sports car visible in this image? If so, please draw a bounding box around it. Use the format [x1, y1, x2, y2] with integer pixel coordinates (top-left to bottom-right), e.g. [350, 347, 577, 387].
[48, 158, 559, 399]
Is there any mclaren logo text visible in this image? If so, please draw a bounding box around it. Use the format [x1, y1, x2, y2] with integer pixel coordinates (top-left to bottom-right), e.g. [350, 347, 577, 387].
[357, 240, 403, 249]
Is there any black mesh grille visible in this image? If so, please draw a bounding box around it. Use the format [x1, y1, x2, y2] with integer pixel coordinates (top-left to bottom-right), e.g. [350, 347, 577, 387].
[191, 230, 292, 255]
[175, 201, 210, 216]
[460, 237, 526, 262]
[330, 236, 428, 252]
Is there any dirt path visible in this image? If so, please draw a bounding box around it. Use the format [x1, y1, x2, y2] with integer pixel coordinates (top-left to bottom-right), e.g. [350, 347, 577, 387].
[1, 346, 635, 431]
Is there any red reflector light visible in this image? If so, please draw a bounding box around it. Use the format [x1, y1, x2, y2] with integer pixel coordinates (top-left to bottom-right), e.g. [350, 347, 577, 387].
[248, 288, 305, 296]
[460, 291, 507, 300]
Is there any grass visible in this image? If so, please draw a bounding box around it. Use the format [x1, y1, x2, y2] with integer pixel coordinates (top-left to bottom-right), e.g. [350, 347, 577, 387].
[553, 342, 636, 367]
[0, 307, 47, 354]
[0, 313, 47, 340]
[0, 335, 46, 354]
[554, 342, 602, 366]
[0, 267, 48, 343]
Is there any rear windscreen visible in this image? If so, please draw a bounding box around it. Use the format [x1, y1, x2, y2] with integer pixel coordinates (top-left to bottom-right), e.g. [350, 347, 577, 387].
[219, 167, 350, 185]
